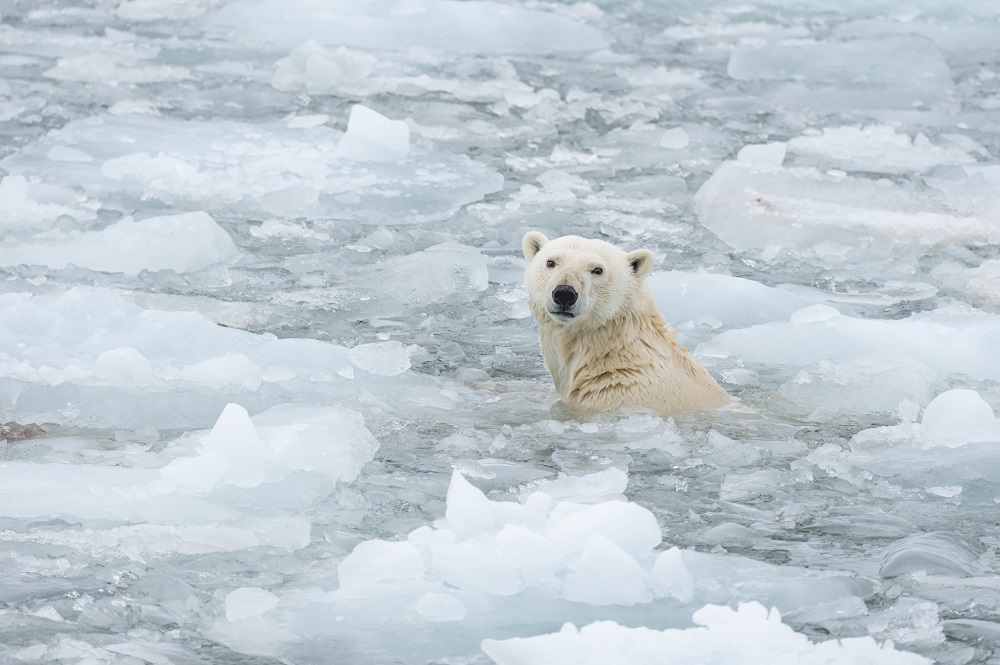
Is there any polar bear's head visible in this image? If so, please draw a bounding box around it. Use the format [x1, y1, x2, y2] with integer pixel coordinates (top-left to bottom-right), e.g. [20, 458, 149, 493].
[522, 232, 655, 327]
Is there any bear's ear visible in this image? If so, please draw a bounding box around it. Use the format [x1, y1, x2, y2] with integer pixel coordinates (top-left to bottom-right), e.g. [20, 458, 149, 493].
[522, 231, 549, 262]
[626, 249, 655, 279]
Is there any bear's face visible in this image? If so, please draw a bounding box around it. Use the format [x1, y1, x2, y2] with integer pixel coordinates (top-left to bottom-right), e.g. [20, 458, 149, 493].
[522, 232, 655, 327]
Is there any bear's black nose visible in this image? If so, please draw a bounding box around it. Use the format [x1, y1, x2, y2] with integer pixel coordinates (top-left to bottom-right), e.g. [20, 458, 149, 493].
[552, 285, 578, 307]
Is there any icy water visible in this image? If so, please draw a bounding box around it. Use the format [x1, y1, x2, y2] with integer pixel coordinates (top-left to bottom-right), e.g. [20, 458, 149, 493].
[2, 0, 1000, 663]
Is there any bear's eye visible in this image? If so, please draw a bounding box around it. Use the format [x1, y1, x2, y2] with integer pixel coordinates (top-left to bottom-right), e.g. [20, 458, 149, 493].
[591, 267, 603, 275]
[546, 260, 556, 268]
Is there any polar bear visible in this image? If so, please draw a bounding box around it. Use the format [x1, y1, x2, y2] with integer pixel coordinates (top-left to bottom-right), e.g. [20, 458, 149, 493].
[522, 232, 730, 415]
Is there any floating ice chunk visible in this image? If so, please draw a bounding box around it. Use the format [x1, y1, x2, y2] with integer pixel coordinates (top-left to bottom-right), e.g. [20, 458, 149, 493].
[443, 470, 497, 538]
[46, 145, 93, 162]
[44, 52, 190, 84]
[5, 114, 502, 222]
[180, 354, 262, 392]
[285, 113, 328, 129]
[562, 535, 650, 606]
[779, 356, 936, 422]
[694, 161, 999, 253]
[157, 402, 379, 494]
[0, 175, 93, 229]
[880, 532, 984, 578]
[361, 242, 489, 311]
[339, 540, 426, 588]
[547, 501, 662, 560]
[272, 41, 378, 93]
[962, 260, 1000, 302]
[705, 305, 1000, 383]
[413, 592, 466, 622]
[0, 212, 238, 275]
[206, 0, 607, 55]
[432, 541, 522, 595]
[788, 126, 976, 174]
[348, 341, 411, 376]
[530, 467, 627, 503]
[833, 18, 1000, 58]
[737, 142, 786, 168]
[117, 0, 215, 21]
[727, 36, 951, 93]
[649, 271, 817, 329]
[94, 347, 155, 387]
[648, 547, 694, 602]
[658, 127, 689, 149]
[921, 389, 1000, 445]
[790, 304, 839, 324]
[336, 105, 410, 163]
[225, 588, 280, 622]
[481, 602, 932, 665]
[0, 519, 311, 560]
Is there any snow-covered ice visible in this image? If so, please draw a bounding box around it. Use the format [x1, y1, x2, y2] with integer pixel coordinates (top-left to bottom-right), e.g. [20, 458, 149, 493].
[3, 0, 1000, 663]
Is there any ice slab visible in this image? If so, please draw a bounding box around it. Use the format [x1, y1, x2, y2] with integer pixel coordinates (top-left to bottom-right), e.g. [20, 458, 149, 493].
[270, 40, 539, 103]
[0, 288, 445, 429]
[482, 602, 931, 665]
[205, 0, 607, 54]
[788, 126, 976, 174]
[693, 161, 999, 253]
[727, 36, 952, 93]
[212, 470, 872, 663]
[702, 304, 1000, 384]
[336, 105, 410, 163]
[322, 241, 490, 318]
[3, 113, 503, 223]
[880, 532, 984, 579]
[0, 211, 238, 275]
[648, 271, 816, 331]
[0, 401, 377, 523]
[0, 174, 94, 231]
[851, 389, 1000, 450]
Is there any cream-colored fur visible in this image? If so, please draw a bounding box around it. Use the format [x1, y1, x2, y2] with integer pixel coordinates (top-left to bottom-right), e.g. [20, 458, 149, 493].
[522, 232, 730, 415]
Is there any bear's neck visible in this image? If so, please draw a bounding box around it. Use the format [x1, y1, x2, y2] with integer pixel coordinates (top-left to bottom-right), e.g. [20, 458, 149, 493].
[538, 303, 677, 395]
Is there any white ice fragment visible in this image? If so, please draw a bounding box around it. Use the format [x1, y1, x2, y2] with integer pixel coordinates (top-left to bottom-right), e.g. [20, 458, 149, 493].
[443, 470, 496, 538]
[788, 125, 975, 174]
[658, 127, 689, 149]
[225, 587, 280, 622]
[336, 105, 410, 162]
[94, 347, 155, 387]
[206, 0, 607, 55]
[737, 142, 786, 168]
[285, 113, 328, 129]
[338, 539, 425, 588]
[790, 304, 840, 324]
[547, 501, 662, 560]
[46, 145, 93, 162]
[927, 486, 962, 498]
[648, 271, 817, 329]
[495, 525, 559, 586]
[432, 541, 522, 595]
[921, 389, 1000, 446]
[272, 41, 378, 94]
[694, 161, 999, 252]
[413, 592, 466, 622]
[531, 467, 628, 503]
[648, 547, 694, 601]
[180, 353, 263, 391]
[562, 535, 650, 606]
[727, 35, 951, 92]
[348, 341, 411, 376]
[0, 212, 238, 275]
[880, 532, 983, 578]
[699, 522, 758, 546]
[481, 602, 932, 665]
[157, 402, 379, 494]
